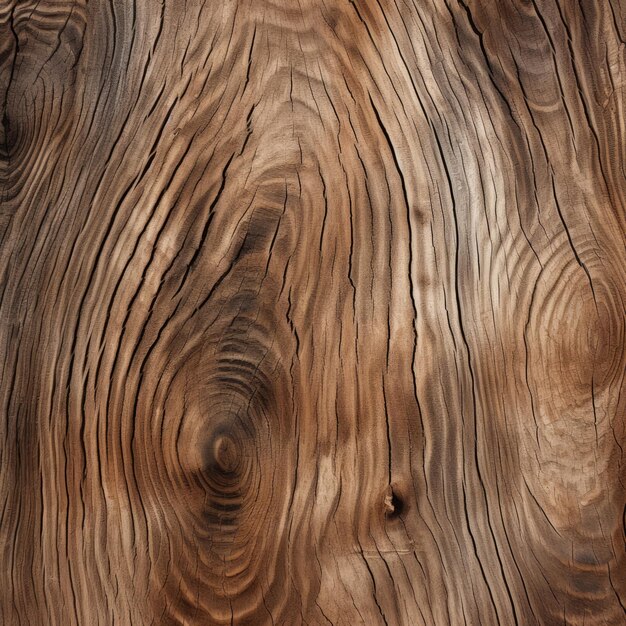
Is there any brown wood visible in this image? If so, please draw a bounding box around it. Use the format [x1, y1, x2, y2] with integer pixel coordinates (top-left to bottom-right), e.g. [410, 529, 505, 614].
[1, 0, 625, 624]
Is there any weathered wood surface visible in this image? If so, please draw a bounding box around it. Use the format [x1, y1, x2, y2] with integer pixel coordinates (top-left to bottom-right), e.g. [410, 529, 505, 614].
[1, 0, 625, 624]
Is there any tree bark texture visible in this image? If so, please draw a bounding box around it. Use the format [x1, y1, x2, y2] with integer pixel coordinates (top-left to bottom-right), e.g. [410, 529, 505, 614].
[1, 0, 625, 624]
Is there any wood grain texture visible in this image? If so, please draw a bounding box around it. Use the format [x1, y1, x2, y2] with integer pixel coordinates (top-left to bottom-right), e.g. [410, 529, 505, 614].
[1, 0, 625, 624]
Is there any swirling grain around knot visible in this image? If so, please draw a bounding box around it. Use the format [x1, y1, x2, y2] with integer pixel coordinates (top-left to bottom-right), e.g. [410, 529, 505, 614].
[0, 2, 86, 198]
[148, 295, 297, 624]
[522, 229, 626, 589]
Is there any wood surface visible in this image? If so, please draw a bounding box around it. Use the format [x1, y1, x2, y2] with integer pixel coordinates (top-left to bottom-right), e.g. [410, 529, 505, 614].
[1, 0, 626, 624]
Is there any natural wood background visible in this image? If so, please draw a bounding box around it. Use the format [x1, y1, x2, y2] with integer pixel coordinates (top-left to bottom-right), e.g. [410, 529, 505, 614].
[1, 0, 625, 624]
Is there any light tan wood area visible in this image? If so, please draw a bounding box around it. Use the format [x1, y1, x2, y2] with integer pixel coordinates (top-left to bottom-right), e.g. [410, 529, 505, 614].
[1, 0, 625, 624]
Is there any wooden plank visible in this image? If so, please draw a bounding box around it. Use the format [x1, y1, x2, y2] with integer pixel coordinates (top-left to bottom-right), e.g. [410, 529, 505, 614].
[1, 0, 625, 623]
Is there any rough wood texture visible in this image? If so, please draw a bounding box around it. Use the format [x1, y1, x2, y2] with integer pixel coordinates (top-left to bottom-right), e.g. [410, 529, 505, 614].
[1, 0, 625, 624]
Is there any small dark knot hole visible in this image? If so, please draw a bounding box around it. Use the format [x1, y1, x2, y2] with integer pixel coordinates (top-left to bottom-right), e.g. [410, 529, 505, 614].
[384, 486, 404, 518]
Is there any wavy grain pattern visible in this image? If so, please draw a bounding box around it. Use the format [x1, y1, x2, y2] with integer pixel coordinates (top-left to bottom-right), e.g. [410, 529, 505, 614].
[1, 0, 625, 624]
